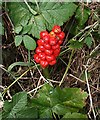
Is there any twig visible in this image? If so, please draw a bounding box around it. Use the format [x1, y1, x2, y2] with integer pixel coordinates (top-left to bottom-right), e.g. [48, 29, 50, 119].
[84, 44, 100, 120]
[69, 74, 100, 92]
[85, 65, 96, 120]
[28, 83, 45, 94]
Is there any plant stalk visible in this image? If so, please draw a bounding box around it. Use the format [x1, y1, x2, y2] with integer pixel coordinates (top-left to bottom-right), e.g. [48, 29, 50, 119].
[43, 67, 50, 79]
[59, 49, 74, 86]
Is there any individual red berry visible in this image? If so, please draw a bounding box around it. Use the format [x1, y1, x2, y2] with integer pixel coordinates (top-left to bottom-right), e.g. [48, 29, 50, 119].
[38, 45, 45, 51]
[52, 25, 61, 34]
[46, 55, 55, 62]
[34, 54, 40, 63]
[37, 39, 44, 46]
[40, 31, 48, 39]
[57, 31, 65, 40]
[44, 43, 51, 50]
[35, 47, 42, 54]
[49, 37, 57, 46]
[42, 35, 50, 43]
[40, 60, 48, 68]
[38, 53, 46, 60]
[49, 59, 56, 66]
[52, 44, 60, 50]
[49, 31, 56, 38]
[53, 48, 60, 57]
[45, 49, 53, 55]
[58, 40, 63, 45]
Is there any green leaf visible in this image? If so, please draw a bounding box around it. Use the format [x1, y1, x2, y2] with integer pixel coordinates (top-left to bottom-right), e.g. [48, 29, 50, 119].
[62, 112, 87, 119]
[16, 107, 38, 118]
[62, 88, 88, 109]
[39, 108, 52, 118]
[14, 26, 23, 34]
[31, 84, 88, 117]
[68, 39, 83, 49]
[7, 62, 34, 72]
[75, 6, 90, 26]
[84, 36, 93, 48]
[15, 35, 23, 47]
[23, 35, 36, 50]
[7, 2, 30, 27]
[30, 15, 46, 38]
[7, 2, 77, 38]
[22, 24, 32, 34]
[4, 92, 27, 118]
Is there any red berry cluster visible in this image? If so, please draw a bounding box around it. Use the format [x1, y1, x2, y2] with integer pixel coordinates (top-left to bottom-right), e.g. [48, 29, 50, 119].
[34, 25, 65, 68]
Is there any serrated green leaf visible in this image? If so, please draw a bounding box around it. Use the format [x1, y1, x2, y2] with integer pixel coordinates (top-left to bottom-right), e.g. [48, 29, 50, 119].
[62, 112, 87, 119]
[7, 2, 30, 27]
[68, 39, 83, 49]
[30, 15, 46, 38]
[15, 35, 23, 47]
[20, 13, 30, 26]
[14, 26, 23, 34]
[39, 108, 52, 118]
[84, 36, 92, 48]
[22, 24, 32, 34]
[62, 88, 88, 109]
[7, 2, 77, 38]
[40, 2, 77, 30]
[7, 62, 34, 72]
[23, 35, 36, 50]
[31, 84, 88, 117]
[4, 92, 27, 118]
[16, 107, 38, 118]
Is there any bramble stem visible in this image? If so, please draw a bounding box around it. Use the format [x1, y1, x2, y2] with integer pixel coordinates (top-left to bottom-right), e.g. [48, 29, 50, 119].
[59, 49, 74, 86]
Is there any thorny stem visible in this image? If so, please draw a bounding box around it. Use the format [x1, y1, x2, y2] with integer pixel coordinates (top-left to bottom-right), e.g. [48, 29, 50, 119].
[59, 49, 74, 86]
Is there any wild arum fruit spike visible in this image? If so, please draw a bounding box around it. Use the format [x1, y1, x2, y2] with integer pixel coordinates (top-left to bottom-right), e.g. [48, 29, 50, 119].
[34, 25, 65, 68]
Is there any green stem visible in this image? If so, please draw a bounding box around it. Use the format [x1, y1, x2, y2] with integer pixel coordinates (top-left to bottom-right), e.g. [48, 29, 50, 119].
[2, 66, 35, 96]
[43, 67, 50, 79]
[24, 0, 37, 15]
[59, 49, 74, 86]
[28, 50, 30, 63]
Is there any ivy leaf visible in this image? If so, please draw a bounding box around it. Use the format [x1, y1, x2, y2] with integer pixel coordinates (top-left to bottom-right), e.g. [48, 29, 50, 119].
[68, 39, 83, 49]
[4, 92, 27, 118]
[23, 35, 36, 50]
[84, 36, 93, 48]
[15, 35, 23, 47]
